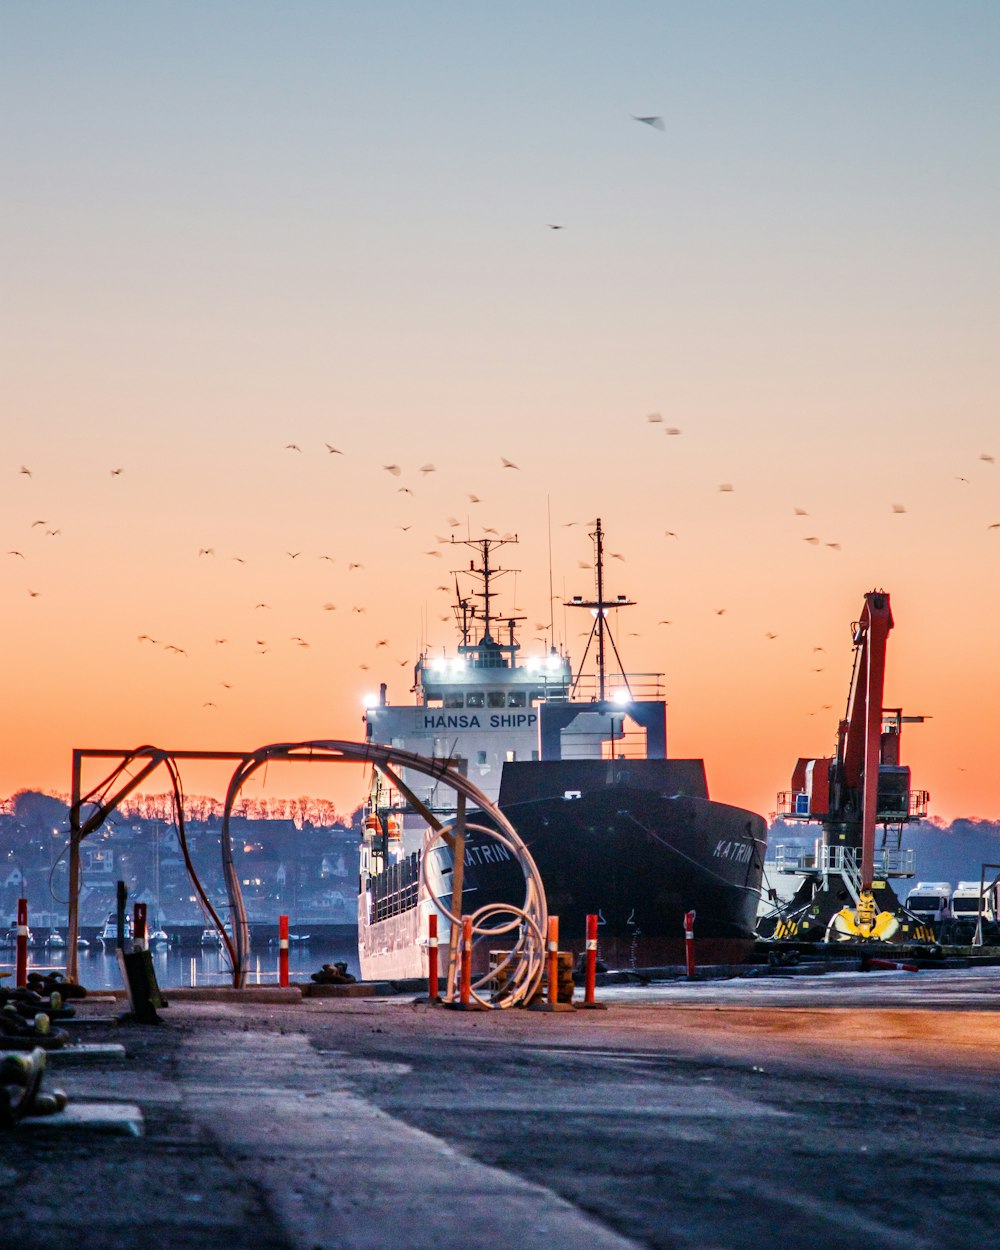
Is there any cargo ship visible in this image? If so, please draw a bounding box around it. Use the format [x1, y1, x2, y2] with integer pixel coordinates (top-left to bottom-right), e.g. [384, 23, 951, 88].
[358, 521, 768, 979]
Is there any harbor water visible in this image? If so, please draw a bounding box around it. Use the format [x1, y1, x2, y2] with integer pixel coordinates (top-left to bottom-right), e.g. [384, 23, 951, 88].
[0, 936, 361, 990]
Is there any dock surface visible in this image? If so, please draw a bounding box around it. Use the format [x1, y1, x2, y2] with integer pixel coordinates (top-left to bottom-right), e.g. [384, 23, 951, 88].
[4, 966, 999, 1249]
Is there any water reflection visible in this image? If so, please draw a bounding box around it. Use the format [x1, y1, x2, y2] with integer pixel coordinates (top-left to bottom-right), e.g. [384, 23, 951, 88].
[1, 937, 361, 990]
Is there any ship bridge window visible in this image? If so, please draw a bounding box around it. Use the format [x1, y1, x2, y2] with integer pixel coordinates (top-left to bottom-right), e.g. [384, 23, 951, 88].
[505, 750, 516, 762]
[444, 694, 464, 709]
[466, 692, 485, 708]
[477, 751, 488, 765]
[487, 692, 506, 708]
[507, 692, 526, 708]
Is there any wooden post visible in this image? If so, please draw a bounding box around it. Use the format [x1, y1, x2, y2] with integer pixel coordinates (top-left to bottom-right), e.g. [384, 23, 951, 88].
[445, 790, 467, 1002]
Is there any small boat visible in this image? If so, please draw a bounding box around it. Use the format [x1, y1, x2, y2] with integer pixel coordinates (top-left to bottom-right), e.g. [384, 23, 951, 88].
[148, 928, 170, 947]
[200, 927, 224, 947]
[1, 925, 34, 948]
[76, 936, 90, 948]
[44, 930, 67, 948]
[98, 912, 132, 945]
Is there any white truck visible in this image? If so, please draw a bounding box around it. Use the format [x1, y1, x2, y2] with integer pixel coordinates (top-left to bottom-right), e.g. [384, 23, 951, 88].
[904, 881, 953, 928]
[946, 879, 999, 943]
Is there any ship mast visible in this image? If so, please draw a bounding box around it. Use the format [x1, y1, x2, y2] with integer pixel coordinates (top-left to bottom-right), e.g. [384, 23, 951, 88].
[569, 518, 634, 700]
[450, 535, 523, 665]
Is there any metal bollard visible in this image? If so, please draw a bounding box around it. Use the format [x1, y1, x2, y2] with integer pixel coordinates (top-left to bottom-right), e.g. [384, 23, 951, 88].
[684, 909, 697, 978]
[427, 913, 439, 1002]
[459, 915, 473, 1006]
[278, 914, 289, 987]
[15, 897, 29, 988]
[133, 903, 147, 951]
[547, 916, 559, 1006]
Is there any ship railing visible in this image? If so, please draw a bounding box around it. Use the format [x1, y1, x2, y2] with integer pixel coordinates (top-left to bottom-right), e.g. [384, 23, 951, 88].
[570, 673, 666, 702]
[909, 790, 930, 818]
[369, 851, 420, 924]
[773, 844, 916, 879]
[777, 790, 931, 821]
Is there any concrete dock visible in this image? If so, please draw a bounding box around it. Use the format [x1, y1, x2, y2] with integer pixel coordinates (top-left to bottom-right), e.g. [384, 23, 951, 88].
[3, 967, 1000, 1249]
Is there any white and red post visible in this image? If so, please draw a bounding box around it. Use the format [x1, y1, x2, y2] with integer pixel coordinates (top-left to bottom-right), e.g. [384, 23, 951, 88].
[15, 897, 28, 988]
[278, 913, 289, 987]
[582, 913, 604, 1008]
[133, 902, 147, 951]
[427, 913, 439, 1002]
[684, 909, 697, 978]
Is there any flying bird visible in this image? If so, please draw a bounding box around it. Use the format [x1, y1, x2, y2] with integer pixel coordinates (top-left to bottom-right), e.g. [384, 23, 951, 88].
[232, 556, 246, 564]
[646, 413, 663, 423]
[383, 464, 402, 476]
[446, 516, 461, 527]
[804, 537, 820, 546]
[110, 468, 124, 477]
[501, 458, 519, 469]
[425, 550, 443, 558]
[287, 551, 301, 559]
[467, 494, 481, 504]
[286, 444, 302, 452]
[765, 632, 778, 640]
[657, 620, 672, 625]
[891, 503, 906, 514]
[27, 589, 40, 597]
[255, 603, 270, 609]
[398, 487, 414, 495]
[45, 528, 60, 536]
[376, 639, 389, 648]
[8, 550, 24, 558]
[214, 639, 228, 645]
[348, 562, 363, 570]
[319, 554, 335, 561]
[198, 548, 214, 557]
[632, 114, 665, 130]
[980, 453, 995, 464]
[794, 507, 808, 516]
[719, 483, 734, 492]
[398, 525, 412, 532]
[546, 224, 564, 230]
[989, 523, 1000, 530]
[325, 444, 343, 454]
[19, 466, 31, 478]
[322, 603, 337, 611]
[664, 427, 682, 436]
[202, 702, 217, 709]
[664, 531, 677, 538]
[420, 464, 436, 475]
[31, 520, 45, 528]
[714, 608, 726, 616]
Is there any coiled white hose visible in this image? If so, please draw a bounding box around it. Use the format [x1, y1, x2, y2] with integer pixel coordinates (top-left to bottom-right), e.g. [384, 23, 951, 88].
[420, 821, 548, 1009]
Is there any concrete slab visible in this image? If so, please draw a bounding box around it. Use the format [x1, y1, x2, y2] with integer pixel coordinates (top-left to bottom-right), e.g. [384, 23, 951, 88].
[160, 985, 302, 1003]
[46, 1043, 127, 1063]
[16, 1101, 143, 1136]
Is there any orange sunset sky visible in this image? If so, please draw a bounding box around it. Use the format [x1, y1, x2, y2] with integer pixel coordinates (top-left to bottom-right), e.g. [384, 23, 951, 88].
[3, 4, 999, 824]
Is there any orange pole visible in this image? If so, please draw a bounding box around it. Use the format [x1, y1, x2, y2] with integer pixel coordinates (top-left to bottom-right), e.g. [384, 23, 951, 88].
[15, 897, 28, 988]
[459, 915, 472, 1006]
[584, 913, 598, 1005]
[547, 915, 559, 1007]
[278, 914, 289, 987]
[427, 913, 439, 1001]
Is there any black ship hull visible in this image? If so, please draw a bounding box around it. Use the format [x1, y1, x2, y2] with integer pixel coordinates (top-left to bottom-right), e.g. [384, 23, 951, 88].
[481, 759, 768, 968]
